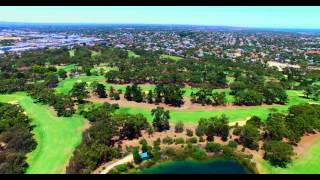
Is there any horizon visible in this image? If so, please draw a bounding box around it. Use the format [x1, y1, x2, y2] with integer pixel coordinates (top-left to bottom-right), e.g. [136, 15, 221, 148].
[1, 6, 320, 29]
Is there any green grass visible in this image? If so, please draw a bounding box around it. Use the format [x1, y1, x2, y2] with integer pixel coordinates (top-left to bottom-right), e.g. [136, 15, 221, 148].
[128, 50, 140, 58]
[160, 54, 183, 61]
[68, 49, 75, 57]
[0, 92, 86, 174]
[57, 64, 76, 72]
[91, 51, 101, 58]
[259, 138, 320, 174]
[55, 75, 155, 94]
[117, 90, 315, 124]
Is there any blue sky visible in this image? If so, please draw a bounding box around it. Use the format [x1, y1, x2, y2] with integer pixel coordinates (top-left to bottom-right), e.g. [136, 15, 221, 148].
[0, 6, 320, 29]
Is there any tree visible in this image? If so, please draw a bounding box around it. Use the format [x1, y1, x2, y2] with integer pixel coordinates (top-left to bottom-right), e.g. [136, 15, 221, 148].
[109, 86, 120, 100]
[133, 147, 142, 164]
[205, 142, 222, 153]
[124, 86, 132, 101]
[263, 82, 287, 105]
[246, 116, 263, 128]
[175, 121, 184, 133]
[44, 73, 59, 88]
[263, 140, 294, 167]
[115, 113, 149, 140]
[71, 82, 89, 103]
[53, 94, 75, 117]
[93, 83, 107, 98]
[239, 124, 260, 150]
[211, 92, 227, 106]
[286, 104, 320, 144]
[265, 113, 288, 141]
[234, 89, 263, 106]
[141, 139, 148, 153]
[131, 84, 143, 102]
[304, 84, 320, 100]
[146, 90, 154, 103]
[58, 69, 67, 79]
[151, 107, 170, 132]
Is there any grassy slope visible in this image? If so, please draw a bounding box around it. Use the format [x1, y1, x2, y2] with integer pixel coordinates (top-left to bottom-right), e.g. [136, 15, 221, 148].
[160, 54, 183, 61]
[259, 139, 320, 174]
[0, 92, 86, 174]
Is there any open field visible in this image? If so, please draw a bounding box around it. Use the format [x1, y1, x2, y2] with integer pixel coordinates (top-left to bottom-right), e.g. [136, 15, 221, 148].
[0, 92, 86, 174]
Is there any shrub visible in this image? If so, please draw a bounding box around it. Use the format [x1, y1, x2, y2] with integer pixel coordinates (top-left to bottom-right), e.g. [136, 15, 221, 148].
[199, 136, 205, 142]
[147, 126, 154, 135]
[153, 138, 161, 147]
[233, 126, 242, 136]
[195, 126, 205, 137]
[175, 121, 184, 133]
[228, 140, 238, 149]
[115, 164, 127, 173]
[186, 137, 198, 144]
[205, 142, 222, 153]
[191, 147, 208, 160]
[186, 129, 194, 137]
[175, 138, 185, 144]
[162, 136, 174, 145]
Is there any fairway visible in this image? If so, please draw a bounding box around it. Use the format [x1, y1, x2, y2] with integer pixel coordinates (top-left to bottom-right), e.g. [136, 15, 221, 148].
[117, 90, 314, 124]
[0, 92, 86, 174]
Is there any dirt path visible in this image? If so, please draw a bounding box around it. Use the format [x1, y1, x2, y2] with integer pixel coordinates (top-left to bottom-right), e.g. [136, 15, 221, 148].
[95, 154, 134, 174]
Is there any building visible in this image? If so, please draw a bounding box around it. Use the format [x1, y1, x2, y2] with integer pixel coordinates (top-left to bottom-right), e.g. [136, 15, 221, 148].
[139, 152, 149, 161]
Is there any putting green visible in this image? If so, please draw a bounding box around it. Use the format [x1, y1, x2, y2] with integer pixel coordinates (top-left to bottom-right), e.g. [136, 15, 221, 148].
[0, 92, 86, 174]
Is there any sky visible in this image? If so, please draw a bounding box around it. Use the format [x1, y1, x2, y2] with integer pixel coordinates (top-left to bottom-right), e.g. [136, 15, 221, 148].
[0, 6, 320, 29]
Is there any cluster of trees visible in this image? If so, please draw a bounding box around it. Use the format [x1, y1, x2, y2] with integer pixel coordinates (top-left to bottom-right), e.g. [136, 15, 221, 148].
[195, 115, 230, 141]
[123, 83, 184, 107]
[105, 51, 229, 88]
[231, 73, 288, 106]
[191, 87, 227, 106]
[67, 103, 150, 173]
[233, 104, 320, 167]
[124, 84, 144, 102]
[0, 103, 37, 174]
[304, 84, 320, 100]
[26, 83, 76, 117]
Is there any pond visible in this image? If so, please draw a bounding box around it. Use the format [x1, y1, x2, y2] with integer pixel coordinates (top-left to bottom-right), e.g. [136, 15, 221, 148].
[140, 159, 251, 174]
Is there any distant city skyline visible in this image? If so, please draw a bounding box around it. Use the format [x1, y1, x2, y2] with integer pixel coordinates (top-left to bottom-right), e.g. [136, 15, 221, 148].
[1, 6, 320, 29]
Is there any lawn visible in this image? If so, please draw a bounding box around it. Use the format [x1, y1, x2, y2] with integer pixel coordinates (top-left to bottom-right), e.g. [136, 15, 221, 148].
[258, 138, 320, 174]
[0, 92, 86, 174]
[160, 54, 183, 61]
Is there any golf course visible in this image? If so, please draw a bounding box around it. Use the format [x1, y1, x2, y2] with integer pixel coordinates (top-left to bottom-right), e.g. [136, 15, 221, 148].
[0, 92, 86, 174]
